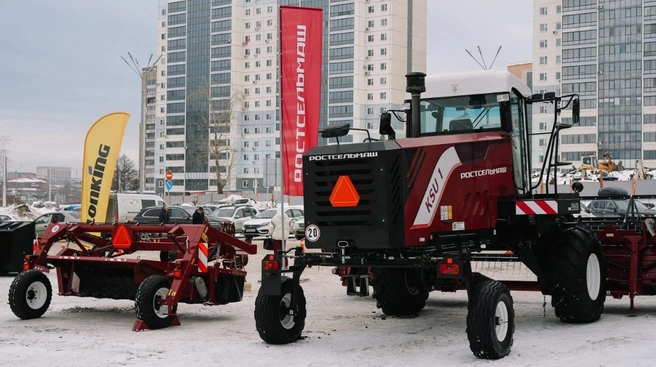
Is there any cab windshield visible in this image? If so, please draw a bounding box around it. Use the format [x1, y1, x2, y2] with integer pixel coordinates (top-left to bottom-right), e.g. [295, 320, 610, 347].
[418, 93, 506, 135]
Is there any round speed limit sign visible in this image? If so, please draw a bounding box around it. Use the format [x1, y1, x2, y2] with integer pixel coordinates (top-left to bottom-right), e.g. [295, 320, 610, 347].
[305, 224, 320, 242]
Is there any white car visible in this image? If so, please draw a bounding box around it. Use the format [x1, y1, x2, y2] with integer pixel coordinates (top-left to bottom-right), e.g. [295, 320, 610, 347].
[292, 216, 305, 240]
[0, 214, 17, 223]
[207, 205, 258, 233]
[34, 211, 81, 238]
[242, 206, 304, 240]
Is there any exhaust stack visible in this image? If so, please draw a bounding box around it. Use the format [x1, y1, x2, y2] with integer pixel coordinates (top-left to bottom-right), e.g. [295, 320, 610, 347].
[406, 72, 426, 138]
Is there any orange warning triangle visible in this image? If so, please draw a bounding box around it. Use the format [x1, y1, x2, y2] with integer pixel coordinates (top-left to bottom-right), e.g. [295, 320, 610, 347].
[329, 175, 360, 207]
[113, 225, 133, 249]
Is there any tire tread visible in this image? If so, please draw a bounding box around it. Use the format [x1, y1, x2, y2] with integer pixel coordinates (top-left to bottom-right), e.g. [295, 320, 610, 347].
[548, 227, 606, 323]
[135, 275, 175, 329]
[254, 278, 306, 344]
[371, 268, 428, 316]
[466, 281, 514, 359]
[9, 270, 53, 320]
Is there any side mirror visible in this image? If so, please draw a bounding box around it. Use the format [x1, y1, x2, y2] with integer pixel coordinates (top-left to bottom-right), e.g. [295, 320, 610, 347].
[572, 99, 580, 124]
[379, 112, 395, 140]
[321, 123, 350, 139]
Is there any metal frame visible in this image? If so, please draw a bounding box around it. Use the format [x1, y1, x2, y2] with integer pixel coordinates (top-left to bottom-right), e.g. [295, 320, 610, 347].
[24, 222, 257, 329]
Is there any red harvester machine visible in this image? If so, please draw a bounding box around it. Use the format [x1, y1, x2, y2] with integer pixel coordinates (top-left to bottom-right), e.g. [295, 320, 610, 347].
[8, 222, 256, 330]
[254, 70, 656, 360]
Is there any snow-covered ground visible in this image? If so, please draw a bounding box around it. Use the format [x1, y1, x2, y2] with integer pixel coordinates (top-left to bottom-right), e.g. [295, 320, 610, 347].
[532, 168, 655, 186]
[0, 202, 60, 221]
[1, 240, 655, 367]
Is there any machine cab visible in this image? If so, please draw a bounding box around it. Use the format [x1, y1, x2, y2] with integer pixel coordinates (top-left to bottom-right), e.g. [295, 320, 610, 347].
[390, 71, 533, 196]
[381, 70, 580, 197]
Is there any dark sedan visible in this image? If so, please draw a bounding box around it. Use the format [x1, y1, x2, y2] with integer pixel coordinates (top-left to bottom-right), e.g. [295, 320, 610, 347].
[587, 199, 656, 218]
[133, 206, 195, 225]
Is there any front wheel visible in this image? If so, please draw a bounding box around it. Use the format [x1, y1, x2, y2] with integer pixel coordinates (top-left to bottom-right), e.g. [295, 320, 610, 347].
[254, 277, 306, 344]
[466, 280, 514, 359]
[135, 275, 176, 329]
[9, 270, 53, 320]
[548, 227, 606, 323]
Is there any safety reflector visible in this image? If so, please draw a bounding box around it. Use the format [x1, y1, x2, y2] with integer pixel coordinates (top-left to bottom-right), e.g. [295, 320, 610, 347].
[329, 175, 360, 207]
[113, 226, 133, 249]
[263, 255, 280, 271]
[439, 263, 460, 275]
[198, 242, 208, 273]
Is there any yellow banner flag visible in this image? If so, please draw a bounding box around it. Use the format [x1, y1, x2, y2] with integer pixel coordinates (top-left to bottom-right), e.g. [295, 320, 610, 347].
[80, 112, 130, 224]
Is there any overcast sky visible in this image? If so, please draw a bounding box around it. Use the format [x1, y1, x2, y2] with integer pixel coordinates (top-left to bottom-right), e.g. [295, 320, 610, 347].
[0, 0, 532, 176]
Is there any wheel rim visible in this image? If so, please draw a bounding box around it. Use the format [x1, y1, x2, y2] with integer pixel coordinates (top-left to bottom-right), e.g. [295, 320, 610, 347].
[279, 293, 295, 330]
[495, 300, 509, 341]
[26, 281, 48, 310]
[153, 287, 169, 319]
[586, 253, 601, 300]
[404, 270, 421, 296]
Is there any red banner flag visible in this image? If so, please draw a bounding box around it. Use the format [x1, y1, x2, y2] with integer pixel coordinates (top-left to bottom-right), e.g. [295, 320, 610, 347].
[280, 6, 323, 196]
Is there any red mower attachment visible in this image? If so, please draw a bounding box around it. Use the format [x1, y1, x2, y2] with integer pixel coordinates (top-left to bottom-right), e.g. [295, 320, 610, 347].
[9, 222, 256, 331]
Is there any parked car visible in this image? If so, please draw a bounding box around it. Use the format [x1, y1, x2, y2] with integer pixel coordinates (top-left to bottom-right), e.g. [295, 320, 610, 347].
[201, 204, 222, 216]
[207, 205, 259, 233]
[641, 202, 656, 209]
[34, 211, 81, 238]
[588, 187, 656, 218]
[0, 214, 17, 222]
[242, 206, 304, 240]
[107, 193, 166, 222]
[292, 216, 305, 240]
[133, 206, 195, 225]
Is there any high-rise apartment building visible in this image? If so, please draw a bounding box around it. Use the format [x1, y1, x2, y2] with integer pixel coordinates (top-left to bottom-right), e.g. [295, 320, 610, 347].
[532, 0, 563, 169]
[533, 0, 656, 170]
[36, 166, 71, 185]
[143, 66, 160, 193]
[154, 0, 426, 195]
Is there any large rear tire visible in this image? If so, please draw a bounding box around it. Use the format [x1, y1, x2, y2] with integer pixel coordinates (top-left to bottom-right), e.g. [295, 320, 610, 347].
[548, 227, 606, 323]
[9, 270, 53, 320]
[254, 277, 306, 344]
[371, 268, 428, 316]
[466, 280, 514, 359]
[135, 275, 176, 329]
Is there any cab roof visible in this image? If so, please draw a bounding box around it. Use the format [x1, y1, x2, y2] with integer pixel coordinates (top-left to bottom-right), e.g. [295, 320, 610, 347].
[420, 70, 531, 100]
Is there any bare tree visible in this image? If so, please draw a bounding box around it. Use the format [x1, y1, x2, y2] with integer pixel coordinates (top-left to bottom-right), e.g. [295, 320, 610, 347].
[112, 154, 139, 192]
[189, 81, 245, 194]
